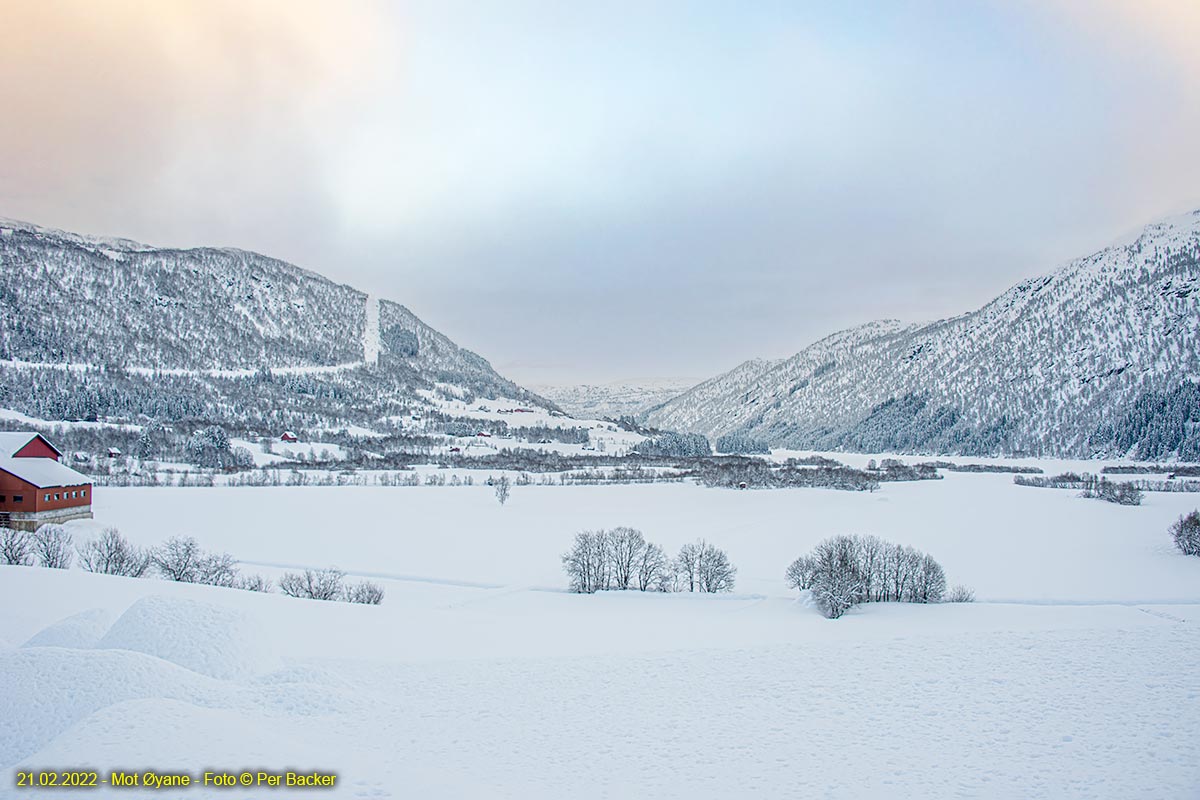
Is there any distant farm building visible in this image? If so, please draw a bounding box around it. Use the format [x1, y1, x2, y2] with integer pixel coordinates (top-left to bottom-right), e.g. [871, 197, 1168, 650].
[107, 447, 123, 458]
[281, 431, 299, 442]
[0, 432, 93, 530]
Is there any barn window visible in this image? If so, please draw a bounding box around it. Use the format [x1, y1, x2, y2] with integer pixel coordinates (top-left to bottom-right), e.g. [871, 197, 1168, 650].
[71, 491, 77, 498]
[12, 495, 22, 503]
[82, 489, 87, 497]
[0, 495, 5, 503]
[54, 493, 60, 501]
[45, 494, 50, 501]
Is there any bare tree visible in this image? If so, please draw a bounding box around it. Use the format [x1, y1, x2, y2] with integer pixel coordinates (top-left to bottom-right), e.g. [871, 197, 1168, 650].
[197, 551, 239, 587]
[32, 525, 73, 569]
[235, 573, 273, 593]
[494, 475, 511, 505]
[636, 541, 671, 591]
[1170, 510, 1200, 556]
[913, 553, 947, 603]
[810, 535, 864, 618]
[344, 580, 385, 604]
[697, 542, 737, 592]
[785, 555, 816, 590]
[561, 530, 611, 593]
[0, 527, 34, 566]
[675, 541, 701, 592]
[606, 527, 646, 590]
[791, 534, 956, 617]
[78, 528, 151, 577]
[278, 567, 346, 600]
[858, 534, 886, 602]
[676, 540, 737, 593]
[152, 536, 205, 582]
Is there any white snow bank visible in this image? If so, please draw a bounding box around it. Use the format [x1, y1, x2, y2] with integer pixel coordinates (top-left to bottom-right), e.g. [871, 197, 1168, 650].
[23, 608, 113, 649]
[0, 647, 229, 767]
[96, 595, 279, 680]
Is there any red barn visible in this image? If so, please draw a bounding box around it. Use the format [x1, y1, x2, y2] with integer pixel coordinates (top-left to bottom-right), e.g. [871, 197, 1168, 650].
[0, 433, 93, 531]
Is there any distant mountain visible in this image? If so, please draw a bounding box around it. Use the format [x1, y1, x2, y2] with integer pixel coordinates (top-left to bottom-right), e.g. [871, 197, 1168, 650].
[0, 217, 548, 429]
[645, 210, 1200, 459]
[534, 379, 698, 420]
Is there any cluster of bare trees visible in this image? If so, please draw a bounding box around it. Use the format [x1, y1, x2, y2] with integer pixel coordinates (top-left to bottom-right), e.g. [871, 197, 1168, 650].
[1013, 473, 1150, 505]
[787, 534, 968, 619]
[1, 525, 76, 569]
[0, 526, 383, 605]
[278, 567, 384, 604]
[561, 528, 736, 594]
[1172, 511, 1200, 556]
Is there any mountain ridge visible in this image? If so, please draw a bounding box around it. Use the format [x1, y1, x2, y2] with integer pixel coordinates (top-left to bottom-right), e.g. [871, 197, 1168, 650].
[0, 216, 551, 428]
[644, 209, 1200, 458]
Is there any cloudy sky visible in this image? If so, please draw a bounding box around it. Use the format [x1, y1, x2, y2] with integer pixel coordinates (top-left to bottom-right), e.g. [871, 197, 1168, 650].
[2, 1, 1199, 385]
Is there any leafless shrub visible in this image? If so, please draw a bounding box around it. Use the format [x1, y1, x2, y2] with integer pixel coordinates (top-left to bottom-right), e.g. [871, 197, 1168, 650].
[278, 567, 346, 600]
[152, 536, 238, 586]
[785, 555, 816, 590]
[946, 584, 976, 602]
[1170, 510, 1200, 556]
[0, 527, 34, 566]
[197, 551, 239, 587]
[78, 528, 151, 577]
[494, 475, 511, 505]
[344, 580, 385, 604]
[235, 573, 273, 593]
[32, 524, 74, 569]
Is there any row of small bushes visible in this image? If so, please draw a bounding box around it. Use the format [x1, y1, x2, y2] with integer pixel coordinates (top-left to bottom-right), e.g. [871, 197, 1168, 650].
[0, 526, 383, 605]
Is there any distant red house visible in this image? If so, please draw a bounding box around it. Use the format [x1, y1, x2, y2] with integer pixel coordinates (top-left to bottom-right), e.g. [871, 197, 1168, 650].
[0, 433, 93, 531]
[281, 431, 299, 442]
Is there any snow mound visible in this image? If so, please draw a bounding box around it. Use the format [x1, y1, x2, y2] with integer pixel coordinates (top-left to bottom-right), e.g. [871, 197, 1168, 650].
[23, 609, 113, 649]
[0, 647, 229, 768]
[96, 595, 278, 680]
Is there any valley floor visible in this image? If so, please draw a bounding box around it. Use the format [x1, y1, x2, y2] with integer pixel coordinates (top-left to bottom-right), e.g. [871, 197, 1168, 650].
[2, 471, 1199, 798]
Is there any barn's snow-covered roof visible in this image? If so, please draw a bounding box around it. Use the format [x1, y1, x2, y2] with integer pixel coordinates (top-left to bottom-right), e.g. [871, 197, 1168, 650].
[0, 431, 62, 458]
[0, 432, 39, 456]
[0, 457, 91, 489]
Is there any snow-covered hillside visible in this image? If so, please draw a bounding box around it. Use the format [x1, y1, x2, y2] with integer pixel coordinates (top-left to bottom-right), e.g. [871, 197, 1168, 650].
[645, 210, 1200, 458]
[0, 217, 549, 427]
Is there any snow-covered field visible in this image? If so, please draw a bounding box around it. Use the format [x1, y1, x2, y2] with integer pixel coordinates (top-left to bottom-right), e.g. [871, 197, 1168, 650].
[3, 471, 1199, 798]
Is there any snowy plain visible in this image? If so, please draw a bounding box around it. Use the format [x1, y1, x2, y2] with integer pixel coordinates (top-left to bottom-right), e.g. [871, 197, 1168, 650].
[2, 469, 1199, 798]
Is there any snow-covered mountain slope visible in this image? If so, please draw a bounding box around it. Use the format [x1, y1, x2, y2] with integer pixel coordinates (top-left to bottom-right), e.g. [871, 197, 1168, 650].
[534, 379, 698, 420]
[0, 217, 547, 425]
[645, 210, 1200, 458]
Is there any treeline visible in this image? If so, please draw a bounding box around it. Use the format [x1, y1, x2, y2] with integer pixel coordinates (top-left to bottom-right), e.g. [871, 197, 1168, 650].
[0, 526, 383, 605]
[561, 528, 735, 594]
[786, 534, 972, 619]
[1102, 464, 1200, 477]
[690, 457, 940, 491]
[1010, 473, 1200, 504]
[635, 432, 712, 458]
[1093, 380, 1200, 461]
[715, 432, 769, 454]
[914, 461, 1044, 474]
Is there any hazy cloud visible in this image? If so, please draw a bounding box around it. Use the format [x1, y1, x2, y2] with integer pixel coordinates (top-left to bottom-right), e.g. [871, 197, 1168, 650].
[1, 1, 1198, 384]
